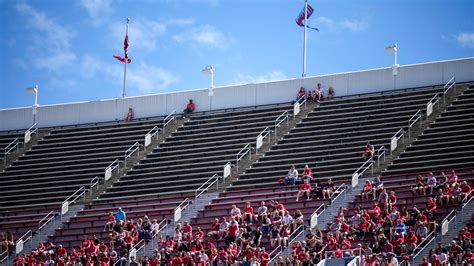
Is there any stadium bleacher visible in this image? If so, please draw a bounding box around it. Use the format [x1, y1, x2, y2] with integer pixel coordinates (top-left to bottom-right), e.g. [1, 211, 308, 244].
[230, 87, 444, 191]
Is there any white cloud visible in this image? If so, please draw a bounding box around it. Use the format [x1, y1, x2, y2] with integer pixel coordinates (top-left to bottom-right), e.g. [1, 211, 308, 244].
[79, 0, 112, 26]
[79, 55, 180, 94]
[315, 16, 367, 32]
[455, 32, 474, 48]
[173, 25, 229, 49]
[234, 70, 287, 84]
[168, 18, 196, 27]
[16, 3, 77, 72]
[111, 18, 167, 52]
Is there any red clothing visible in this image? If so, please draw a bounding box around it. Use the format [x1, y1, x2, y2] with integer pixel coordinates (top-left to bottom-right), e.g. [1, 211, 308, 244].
[56, 247, 67, 257]
[363, 182, 373, 192]
[427, 201, 436, 211]
[243, 206, 254, 214]
[461, 184, 472, 193]
[300, 183, 311, 191]
[228, 224, 238, 236]
[186, 103, 196, 111]
[359, 221, 370, 231]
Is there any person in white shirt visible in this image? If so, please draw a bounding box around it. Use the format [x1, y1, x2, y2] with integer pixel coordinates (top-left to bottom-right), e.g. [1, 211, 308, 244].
[230, 204, 242, 223]
[284, 165, 299, 186]
[426, 172, 437, 194]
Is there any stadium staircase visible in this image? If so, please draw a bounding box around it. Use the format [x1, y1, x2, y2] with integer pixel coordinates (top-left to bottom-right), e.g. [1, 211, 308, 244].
[0, 125, 44, 172]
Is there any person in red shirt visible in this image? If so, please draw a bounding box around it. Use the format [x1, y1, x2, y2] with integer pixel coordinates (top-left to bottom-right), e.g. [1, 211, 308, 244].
[362, 142, 374, 160]
[368, 202, 381, 218]
[441, 183, 453, 205]
[56, 244, 67, 258]
[426, 197, 437, 212]
[300, 165, 313, 184]
[104, 212, 116, 231]
[296, 87, 306, 103]
[361, 180, 373, 200]
[183, 99, 196, 118]
[296, 179, 312, 201]
[448, 169, 458, 184]
[460, 181, 472, 202]
[126, 107, 134, 122]
[243, 201, 255, 224]
[358, 218, 371, 238]
[226, 220, 239, 245]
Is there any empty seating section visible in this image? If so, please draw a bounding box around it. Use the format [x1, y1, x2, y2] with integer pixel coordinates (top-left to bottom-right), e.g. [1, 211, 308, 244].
[384, 86, 474, 175]
[231, 87, 443, 191]
[97, 104, 293, 201]
[0, 131, 25, 161]
[0, 118, 166, 240]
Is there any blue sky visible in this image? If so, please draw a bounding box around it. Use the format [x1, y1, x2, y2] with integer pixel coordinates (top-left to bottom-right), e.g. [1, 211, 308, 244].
[0, 0, 473, 109]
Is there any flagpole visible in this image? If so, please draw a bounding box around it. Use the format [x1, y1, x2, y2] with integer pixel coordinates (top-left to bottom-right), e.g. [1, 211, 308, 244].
[302, 0, 308, 78]
[123, 18, 130, 98]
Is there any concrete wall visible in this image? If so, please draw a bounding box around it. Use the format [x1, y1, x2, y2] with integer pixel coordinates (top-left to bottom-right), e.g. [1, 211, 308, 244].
[1, 57, 473, 131]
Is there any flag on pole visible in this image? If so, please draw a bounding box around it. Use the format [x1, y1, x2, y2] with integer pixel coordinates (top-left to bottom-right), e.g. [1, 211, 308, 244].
[296, 4, 319, 31]
[114, 32, 131, 63]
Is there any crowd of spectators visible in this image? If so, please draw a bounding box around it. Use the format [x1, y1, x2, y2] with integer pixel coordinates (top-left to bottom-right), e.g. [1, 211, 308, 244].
[419, 226, 473, 265]
[13, 208, 164, 265]
[296, 83, 335, 104]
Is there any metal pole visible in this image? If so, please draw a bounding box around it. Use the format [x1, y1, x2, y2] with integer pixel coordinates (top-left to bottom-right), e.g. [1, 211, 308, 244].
[123, 18, 130, 98]
[302, 0, 308, 78]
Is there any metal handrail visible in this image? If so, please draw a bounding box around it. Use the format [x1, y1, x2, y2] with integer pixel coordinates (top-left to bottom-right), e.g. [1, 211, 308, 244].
[408, 110, 422, 138]
[236, 143, 252, 171]
[268, 246, 283, 264]
[331, 184, 347, 203]
[274, 111, 289, 137]
[376, 146, 386, 168]
[124, 142, 141, 168]
[310, 204, 326, 221]
[163, 110, 176, 134]
[443, 77, 456, 104]
[297, 95, 307, 109]
[107, 159, 121, 173]
[150, 219, 168, 248]
[64, 186, 87, 204]
[4, 138, 21, 164]
[411, 230, 436, 263]
[355, 158, 374, 176]
[390, 128, 405, 154]
[269, 223, 306, 263]
[15, 230, 33, 254]
[90, 176, 101, 195]
[146, 125, 160, 139]
[195, 174, 220, 199]
[38, 211, 55, 239]
[256, 127, 271, 155]
[427, 94, 440, 111]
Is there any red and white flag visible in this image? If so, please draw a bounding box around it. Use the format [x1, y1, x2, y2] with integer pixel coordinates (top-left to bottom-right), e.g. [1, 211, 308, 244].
[114, 32, 131, 63]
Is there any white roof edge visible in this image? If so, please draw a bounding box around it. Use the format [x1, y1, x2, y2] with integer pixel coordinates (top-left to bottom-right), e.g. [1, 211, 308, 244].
[2, 57, 472, 111]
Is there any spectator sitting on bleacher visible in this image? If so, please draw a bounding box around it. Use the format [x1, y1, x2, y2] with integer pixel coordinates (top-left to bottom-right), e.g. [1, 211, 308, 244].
[284, 165, 298, 186]
[230, 204, 242, 224]
[311, 179, 324, 199]
[426, 171, 437, 194]
[115, 207, 126, 222]
[243, 201, 255, 224]
[460, 181, 472, 202]
[361, 180, 373, 201]
[322, 178, 335, 199]
[299, 164, 313, 184]
[182, 99, 196, 118]
[296, 87, 306, 103]
[362, 142, 375, 160]
[126, 107, 134, 122]
[314, 83, 324, 102]
[448, 169, 458, 185]
[426, 197, 437, 212]
[372, 176, 384, 197]
[256, 201, 268, 223]
[327, 86, 335, 100]
[296, 179, 312, 201]
[104, 212, 116, 231]
[412, 174, 427, 195]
